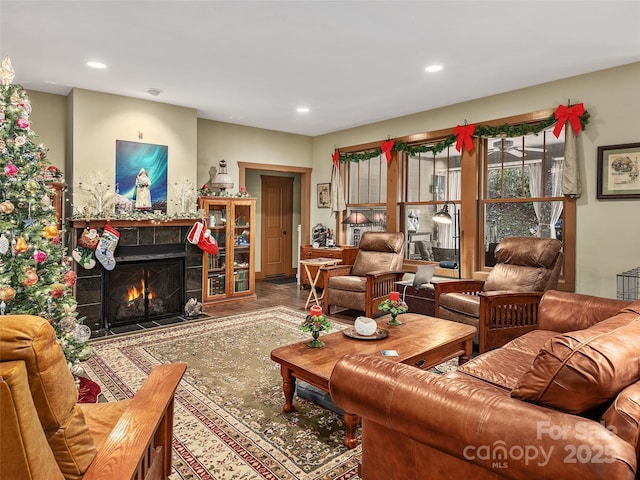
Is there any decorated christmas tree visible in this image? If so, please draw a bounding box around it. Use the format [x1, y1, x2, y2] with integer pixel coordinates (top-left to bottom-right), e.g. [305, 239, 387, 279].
[0, 57, 90, 369]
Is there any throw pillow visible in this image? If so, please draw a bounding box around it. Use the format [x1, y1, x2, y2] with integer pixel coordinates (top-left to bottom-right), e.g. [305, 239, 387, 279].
[511, 311, 640, 415]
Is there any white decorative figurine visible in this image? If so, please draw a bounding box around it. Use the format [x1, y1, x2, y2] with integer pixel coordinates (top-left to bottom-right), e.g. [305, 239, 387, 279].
[135, 168, 152, 210]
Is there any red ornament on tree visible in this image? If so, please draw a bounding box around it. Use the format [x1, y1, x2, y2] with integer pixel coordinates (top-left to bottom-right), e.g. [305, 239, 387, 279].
[63, 270, 77, 288]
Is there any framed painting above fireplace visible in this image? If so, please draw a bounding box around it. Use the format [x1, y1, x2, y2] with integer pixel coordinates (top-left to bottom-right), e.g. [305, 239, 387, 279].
[115, 140, 169, 212]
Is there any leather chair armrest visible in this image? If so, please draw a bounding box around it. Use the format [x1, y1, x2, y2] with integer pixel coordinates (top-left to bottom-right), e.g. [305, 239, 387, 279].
[434, 279, 484, 295]
[82, 363, 187, 480]
[322, 264, 353, 278]
[330, 354, 637, 480]
[434, 280, 485, 312]
[478, 290, 544, 304]
[364, 269, 406, 280]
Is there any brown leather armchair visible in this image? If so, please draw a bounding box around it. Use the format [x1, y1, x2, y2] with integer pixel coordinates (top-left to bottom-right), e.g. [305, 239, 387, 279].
[434, 236, 563, 353]
[0, 314, 186, 480]
[322, 232, 405, 318]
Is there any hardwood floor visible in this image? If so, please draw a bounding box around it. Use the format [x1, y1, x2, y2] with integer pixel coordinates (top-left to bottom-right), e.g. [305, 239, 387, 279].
[201, 280, 358, 325]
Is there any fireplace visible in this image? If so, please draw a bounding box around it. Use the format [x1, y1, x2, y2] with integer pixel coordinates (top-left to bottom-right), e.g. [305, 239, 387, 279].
[103, 244, 186, 329]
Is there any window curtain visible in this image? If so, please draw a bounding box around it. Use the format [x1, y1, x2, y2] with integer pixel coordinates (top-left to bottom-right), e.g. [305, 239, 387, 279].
[528, 163, 542, 228]
[528, 161, 564, 239]
[330, 163, 346, 214]
[561, 125, 582, 198]
[549, 159, 564, 239]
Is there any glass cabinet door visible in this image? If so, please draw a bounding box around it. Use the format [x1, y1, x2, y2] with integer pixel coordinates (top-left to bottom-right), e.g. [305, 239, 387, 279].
[232, 202, 252, 293]
[205, 203, 227, 297]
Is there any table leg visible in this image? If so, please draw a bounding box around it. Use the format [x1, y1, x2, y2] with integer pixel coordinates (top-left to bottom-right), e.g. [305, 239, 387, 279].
[343, 412, 360, 449]
[280, 366, 296, 413]
[458, 338, 473, 365]
[303, 263, 315, 309]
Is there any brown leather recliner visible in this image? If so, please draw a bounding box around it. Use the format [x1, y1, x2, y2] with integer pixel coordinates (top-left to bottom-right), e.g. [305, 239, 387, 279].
[322, 232, 405, 318]
[435, 236, 563, 353]
[0, 314, 186, 480]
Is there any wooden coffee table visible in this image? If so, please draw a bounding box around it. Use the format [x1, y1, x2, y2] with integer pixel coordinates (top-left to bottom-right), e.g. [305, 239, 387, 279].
[270, 313, 476, 448]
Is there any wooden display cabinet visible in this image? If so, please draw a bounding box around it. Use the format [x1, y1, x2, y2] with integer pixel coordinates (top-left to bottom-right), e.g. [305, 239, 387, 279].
[199, 196, 256, 303]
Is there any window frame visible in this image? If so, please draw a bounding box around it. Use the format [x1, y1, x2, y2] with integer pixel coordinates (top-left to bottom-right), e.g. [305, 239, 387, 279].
[333, 109, 576, 291]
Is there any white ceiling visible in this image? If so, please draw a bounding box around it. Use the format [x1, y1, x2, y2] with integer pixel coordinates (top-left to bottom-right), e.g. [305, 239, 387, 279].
[2, 1, 639, 137]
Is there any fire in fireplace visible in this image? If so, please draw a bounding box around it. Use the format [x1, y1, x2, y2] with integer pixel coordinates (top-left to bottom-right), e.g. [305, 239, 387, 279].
[103, 244, 186, 328]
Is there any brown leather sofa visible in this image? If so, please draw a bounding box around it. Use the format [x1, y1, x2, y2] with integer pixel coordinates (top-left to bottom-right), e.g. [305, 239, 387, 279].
[0, 314, 186, 480]
[330, 290, 640, 479]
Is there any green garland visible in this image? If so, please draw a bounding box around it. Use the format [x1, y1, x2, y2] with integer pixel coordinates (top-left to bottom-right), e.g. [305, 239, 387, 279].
[337, 109, 590, 163]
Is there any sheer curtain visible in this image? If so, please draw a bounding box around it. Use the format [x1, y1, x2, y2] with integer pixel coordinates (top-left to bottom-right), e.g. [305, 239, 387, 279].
[549, 159, 564, 238]
[527, 161, 563, 239]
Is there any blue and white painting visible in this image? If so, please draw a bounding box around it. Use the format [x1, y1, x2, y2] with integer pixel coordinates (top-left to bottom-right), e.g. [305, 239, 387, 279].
[115, 140, 168, 213]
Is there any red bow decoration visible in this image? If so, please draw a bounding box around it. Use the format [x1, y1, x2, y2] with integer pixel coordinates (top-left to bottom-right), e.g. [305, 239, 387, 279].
[553, 103, 585, 138]
[331, 150, 340, 168]
[381, 139, 395, 163]
[454, 123, 476, 153]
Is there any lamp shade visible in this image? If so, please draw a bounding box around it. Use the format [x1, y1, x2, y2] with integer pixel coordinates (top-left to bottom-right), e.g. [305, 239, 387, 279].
[433, 203, 452, 224]
[341, 212, 372, 226]
[210, 159, 234, 191]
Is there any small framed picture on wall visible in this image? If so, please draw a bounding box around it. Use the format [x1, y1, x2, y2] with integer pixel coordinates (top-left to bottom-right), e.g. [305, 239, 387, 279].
[597, 142, 640, 199]
[317, 183, 331, 208]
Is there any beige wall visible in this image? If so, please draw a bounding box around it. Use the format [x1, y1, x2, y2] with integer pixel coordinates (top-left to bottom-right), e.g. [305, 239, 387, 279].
[27, 90, 67, 171]
[196, 119, 312, 188]
[312, 62, 640, 298]
[68, 88, 198, 215]
[25, 62, 640, 297]
[196, 120, 311, 273]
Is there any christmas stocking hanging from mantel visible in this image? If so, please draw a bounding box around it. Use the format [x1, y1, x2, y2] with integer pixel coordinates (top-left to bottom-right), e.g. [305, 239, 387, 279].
[95, 224, 120, 271]
[72, 227, 100, 269]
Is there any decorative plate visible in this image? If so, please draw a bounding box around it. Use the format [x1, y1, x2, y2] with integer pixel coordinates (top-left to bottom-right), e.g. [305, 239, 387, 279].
[343, 327, 389, 340]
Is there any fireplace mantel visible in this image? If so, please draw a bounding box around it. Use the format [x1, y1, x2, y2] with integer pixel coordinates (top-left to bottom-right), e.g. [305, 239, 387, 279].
[69, 218, 198, 229]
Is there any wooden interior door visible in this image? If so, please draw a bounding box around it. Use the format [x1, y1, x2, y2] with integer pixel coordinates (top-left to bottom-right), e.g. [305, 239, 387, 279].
[261, 175, 294, 277]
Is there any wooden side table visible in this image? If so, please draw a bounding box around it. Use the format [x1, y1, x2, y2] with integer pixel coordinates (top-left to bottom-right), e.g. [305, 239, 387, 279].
[300, 258, 341, 309]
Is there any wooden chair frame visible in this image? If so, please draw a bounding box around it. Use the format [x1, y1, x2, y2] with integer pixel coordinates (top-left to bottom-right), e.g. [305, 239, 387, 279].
[435, 280, 544, 353]
[322, 265, 405, 318]
[83, 363, 186, 480]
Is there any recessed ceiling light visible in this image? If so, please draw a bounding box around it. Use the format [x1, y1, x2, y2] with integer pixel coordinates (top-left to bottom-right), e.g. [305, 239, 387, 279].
[425, 64, 443, 73]
[87, 61, 107, 69]
[296, 107, 310, 113]
[145, 88, 162, 97]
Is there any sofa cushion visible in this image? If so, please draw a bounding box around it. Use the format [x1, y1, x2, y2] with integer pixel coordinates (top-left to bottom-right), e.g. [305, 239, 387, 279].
[458, 330, 556, 391]
[327, 275, 366, 292]
[511, 311, 640, 415]
[438, 292, 480, 317]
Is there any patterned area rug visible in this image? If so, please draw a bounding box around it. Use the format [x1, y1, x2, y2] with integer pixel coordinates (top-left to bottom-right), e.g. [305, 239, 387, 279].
[81, 306, 361, 480]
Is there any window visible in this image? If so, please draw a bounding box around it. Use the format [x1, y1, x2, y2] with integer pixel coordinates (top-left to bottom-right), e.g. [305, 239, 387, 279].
[402, 146, 461, 268]
[345, 154, 387, 245]
[337, 108, 575, 290]
[482, 129, 566, 267]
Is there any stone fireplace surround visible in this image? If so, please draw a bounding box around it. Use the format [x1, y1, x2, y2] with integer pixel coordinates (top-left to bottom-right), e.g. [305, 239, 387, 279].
[70, 219, 202, 335]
